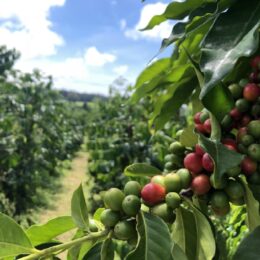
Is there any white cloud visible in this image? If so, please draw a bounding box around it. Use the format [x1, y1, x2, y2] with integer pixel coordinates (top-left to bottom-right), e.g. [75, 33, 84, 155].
[113, 65, 128, 75]
[0, 0, 65, 59]
[124, 2, 172, 40]
[84, 47, 116, 67]
[120, 19, 127, 30]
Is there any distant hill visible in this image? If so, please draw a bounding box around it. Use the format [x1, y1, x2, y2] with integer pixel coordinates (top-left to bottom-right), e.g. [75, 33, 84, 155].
[59, 90, 106, 103]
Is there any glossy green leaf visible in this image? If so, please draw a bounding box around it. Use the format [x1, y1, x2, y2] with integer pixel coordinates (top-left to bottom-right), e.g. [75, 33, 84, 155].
[172, 202, 216, 260]
[233, 226, 260, 260]
[101, 238, 114, 260]
[124, 163, 161, 177]
[26, 216, 76, 246]
[83, 242, 102, 260]
[126, 212, 172, 260]
[0, 213, 37, 257]
[71, 184, 89, 231]
[172, 243, 188, 260]
[180, 125, 198, 147]
[242, 179, 260, 231]
[200, 0, 260, 99]
[198, 134, 244, 189]
[143, 0, 210, 30]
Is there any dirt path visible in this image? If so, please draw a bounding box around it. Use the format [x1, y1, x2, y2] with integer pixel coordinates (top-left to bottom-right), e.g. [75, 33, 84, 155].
[37, 150, 89, 259]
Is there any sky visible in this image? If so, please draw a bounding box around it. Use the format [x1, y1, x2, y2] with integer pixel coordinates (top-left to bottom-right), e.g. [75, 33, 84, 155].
[0, 0, 173, 95]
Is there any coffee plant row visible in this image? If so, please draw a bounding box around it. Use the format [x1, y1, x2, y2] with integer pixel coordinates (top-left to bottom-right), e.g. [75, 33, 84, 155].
[1, 0, 260, 259]
[0, 47, 85, 224]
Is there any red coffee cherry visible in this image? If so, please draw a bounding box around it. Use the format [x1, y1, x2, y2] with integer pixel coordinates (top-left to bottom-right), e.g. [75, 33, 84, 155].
[141, 183, 166, 206]
[184, 153, 203, 174]
[243, 83, 260, 102]
[241, 157, 257, 176]
[203, 119, 211, 134]
[202, 153, 214, 172]
[191, 174, 211, 195]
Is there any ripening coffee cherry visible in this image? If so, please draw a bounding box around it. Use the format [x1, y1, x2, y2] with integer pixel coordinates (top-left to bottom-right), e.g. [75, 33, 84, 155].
[200, 111, 209, 123]
[225, 180, 244, 200]
[210, 191, 229, 209]
[240, 134, 254, 147]
[164, 174, 182, 193]
[124, 181, 141, 197]
[230, 108, 242, 121]
[100, 209, 121, 227]
[248, 144, 260, 162]
[184, 153, 203, 174]
[114, 220, 136, 240]
[165, 192, 181, 209]
[250, 56, 260, 70]
[202, 153, 214, 172]
[195, 123, 206, 134]
[195, 144, 205, 156]
[241, 157, 257, 176]
[141, 183, 165, 206]
[243, 83, 260, 102]
[122, 195, 141, 216]
[249, 72, 260, 83]
[104, 188, 125, 211]
[151, 175, 165, 187]
[240, 115, 252, 127]
[194, 112, 202, 124]
[235, 98, 250, 113]
[191, 174, 211, 195]
[228, 83, 243, 99]
[176, 168, 192, 188]
[247, 120, 260, 139]
[151, 203, 176, 223]
[203, 119, 211, 134]
[222, 138, 238, 152]
[237, 127, 248, 143]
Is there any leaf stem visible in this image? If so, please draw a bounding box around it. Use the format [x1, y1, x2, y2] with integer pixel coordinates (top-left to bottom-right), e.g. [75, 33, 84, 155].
[20, 229, 109, 260]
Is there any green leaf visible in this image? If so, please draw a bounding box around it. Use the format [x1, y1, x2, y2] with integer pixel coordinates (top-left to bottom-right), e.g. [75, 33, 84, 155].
[93, 208, 105, 221]
[172, 243, 188, 260]
[233, 226, 260, 260]
[242, 179, 260, 232]
[200, 0, 260, 99]
[126, 212, 172, 260]
[172, 202, 216, 260]
[71, 184, 89, 231]
[101, 238, 114, 260]
[180, 125, 198, 148]
[248, 183, 260, 207]
[142, 0, 210, 30]
[83, 242, 102, 260]
[26, 216, 76, 246]
[124, 163, 161, 177]
[0, 213, 37, 257]
[198, 134, 244, 189]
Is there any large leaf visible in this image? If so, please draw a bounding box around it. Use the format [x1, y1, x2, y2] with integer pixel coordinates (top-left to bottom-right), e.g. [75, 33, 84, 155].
[143, 0, 210, 30]
[242, 179, 260, 231]
[198, 134, 244, 189]
[200, 0, 260, 99]
[83, 242, 102, 260]
[126, 212, 172, 260]
[172, 202, 216, 260]
[101, 238, 114, 260]
[0, 213, 37, 257]
[26, 216, 76, 246]
[124, 163, 161, 177]
[233, 226, 260, 260]
[71, 184, 89, 231]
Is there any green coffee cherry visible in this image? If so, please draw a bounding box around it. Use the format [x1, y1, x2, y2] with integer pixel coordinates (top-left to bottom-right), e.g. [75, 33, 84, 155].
[114, 220, 136, 240]
[151, 203, 176, 223]
[124, 181, 141, 197]
[100, 209, 121, 227]
[122, 195, 141, 216]
[104, 188, 125, 211]
[166, 192, 181, 209]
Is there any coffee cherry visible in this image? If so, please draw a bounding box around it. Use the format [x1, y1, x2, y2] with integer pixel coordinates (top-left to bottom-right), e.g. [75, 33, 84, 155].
[202, 153, 214, 172]
[164, 174, 182, 193]
[250, 56, 260, 70]
[243, 83, 260, 102]
[226, 166, 241, 178]
[235, 98, 250, 113]
[169, 141, 185, 155]
[195, 123, 206, 134]
[237, 127, 248, 143]
[203, 119, 211, 134]
[151, 175, 165, 187]
[225, 180, 244, 200]
[228, 83, 243, 99]
[251, 104, 260, 118]
[124, 181, 141, 197]
[114, 220, 136, 240]
[212, 204, 230, 216]
[200, 111, 209, 123]
[239, 79, 249, 88]
[195, 144, 205, 156]
[104, 188, 125, 211]
[122, 195, 141, 216]
[194, 112, 202, 124]
[249, 72, 260, 83]
[210, 191, 229, 209]
[248, 144, 260, 162]
[100, 209, 120, 227]
[191, 174, 211, 195]
[151, 203, 176, 223]
[240, 134, 254, 146]
[230, 108, 243, 121]
[248, 120, 260, 139]
[184, 153, 203, 174]
[176, 168, 192, 188]
[141, 183, 165, 206]
[240, 115, 251, 127]
[165, 192, 181, 209]
[241, 157, 257, 176]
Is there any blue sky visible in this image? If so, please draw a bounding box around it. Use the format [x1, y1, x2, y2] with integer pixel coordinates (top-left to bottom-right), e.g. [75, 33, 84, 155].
[0, 0, 173, 94]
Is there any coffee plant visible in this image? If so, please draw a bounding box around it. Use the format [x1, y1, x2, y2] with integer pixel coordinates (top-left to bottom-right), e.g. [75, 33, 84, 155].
[1, 0, 260, 259]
